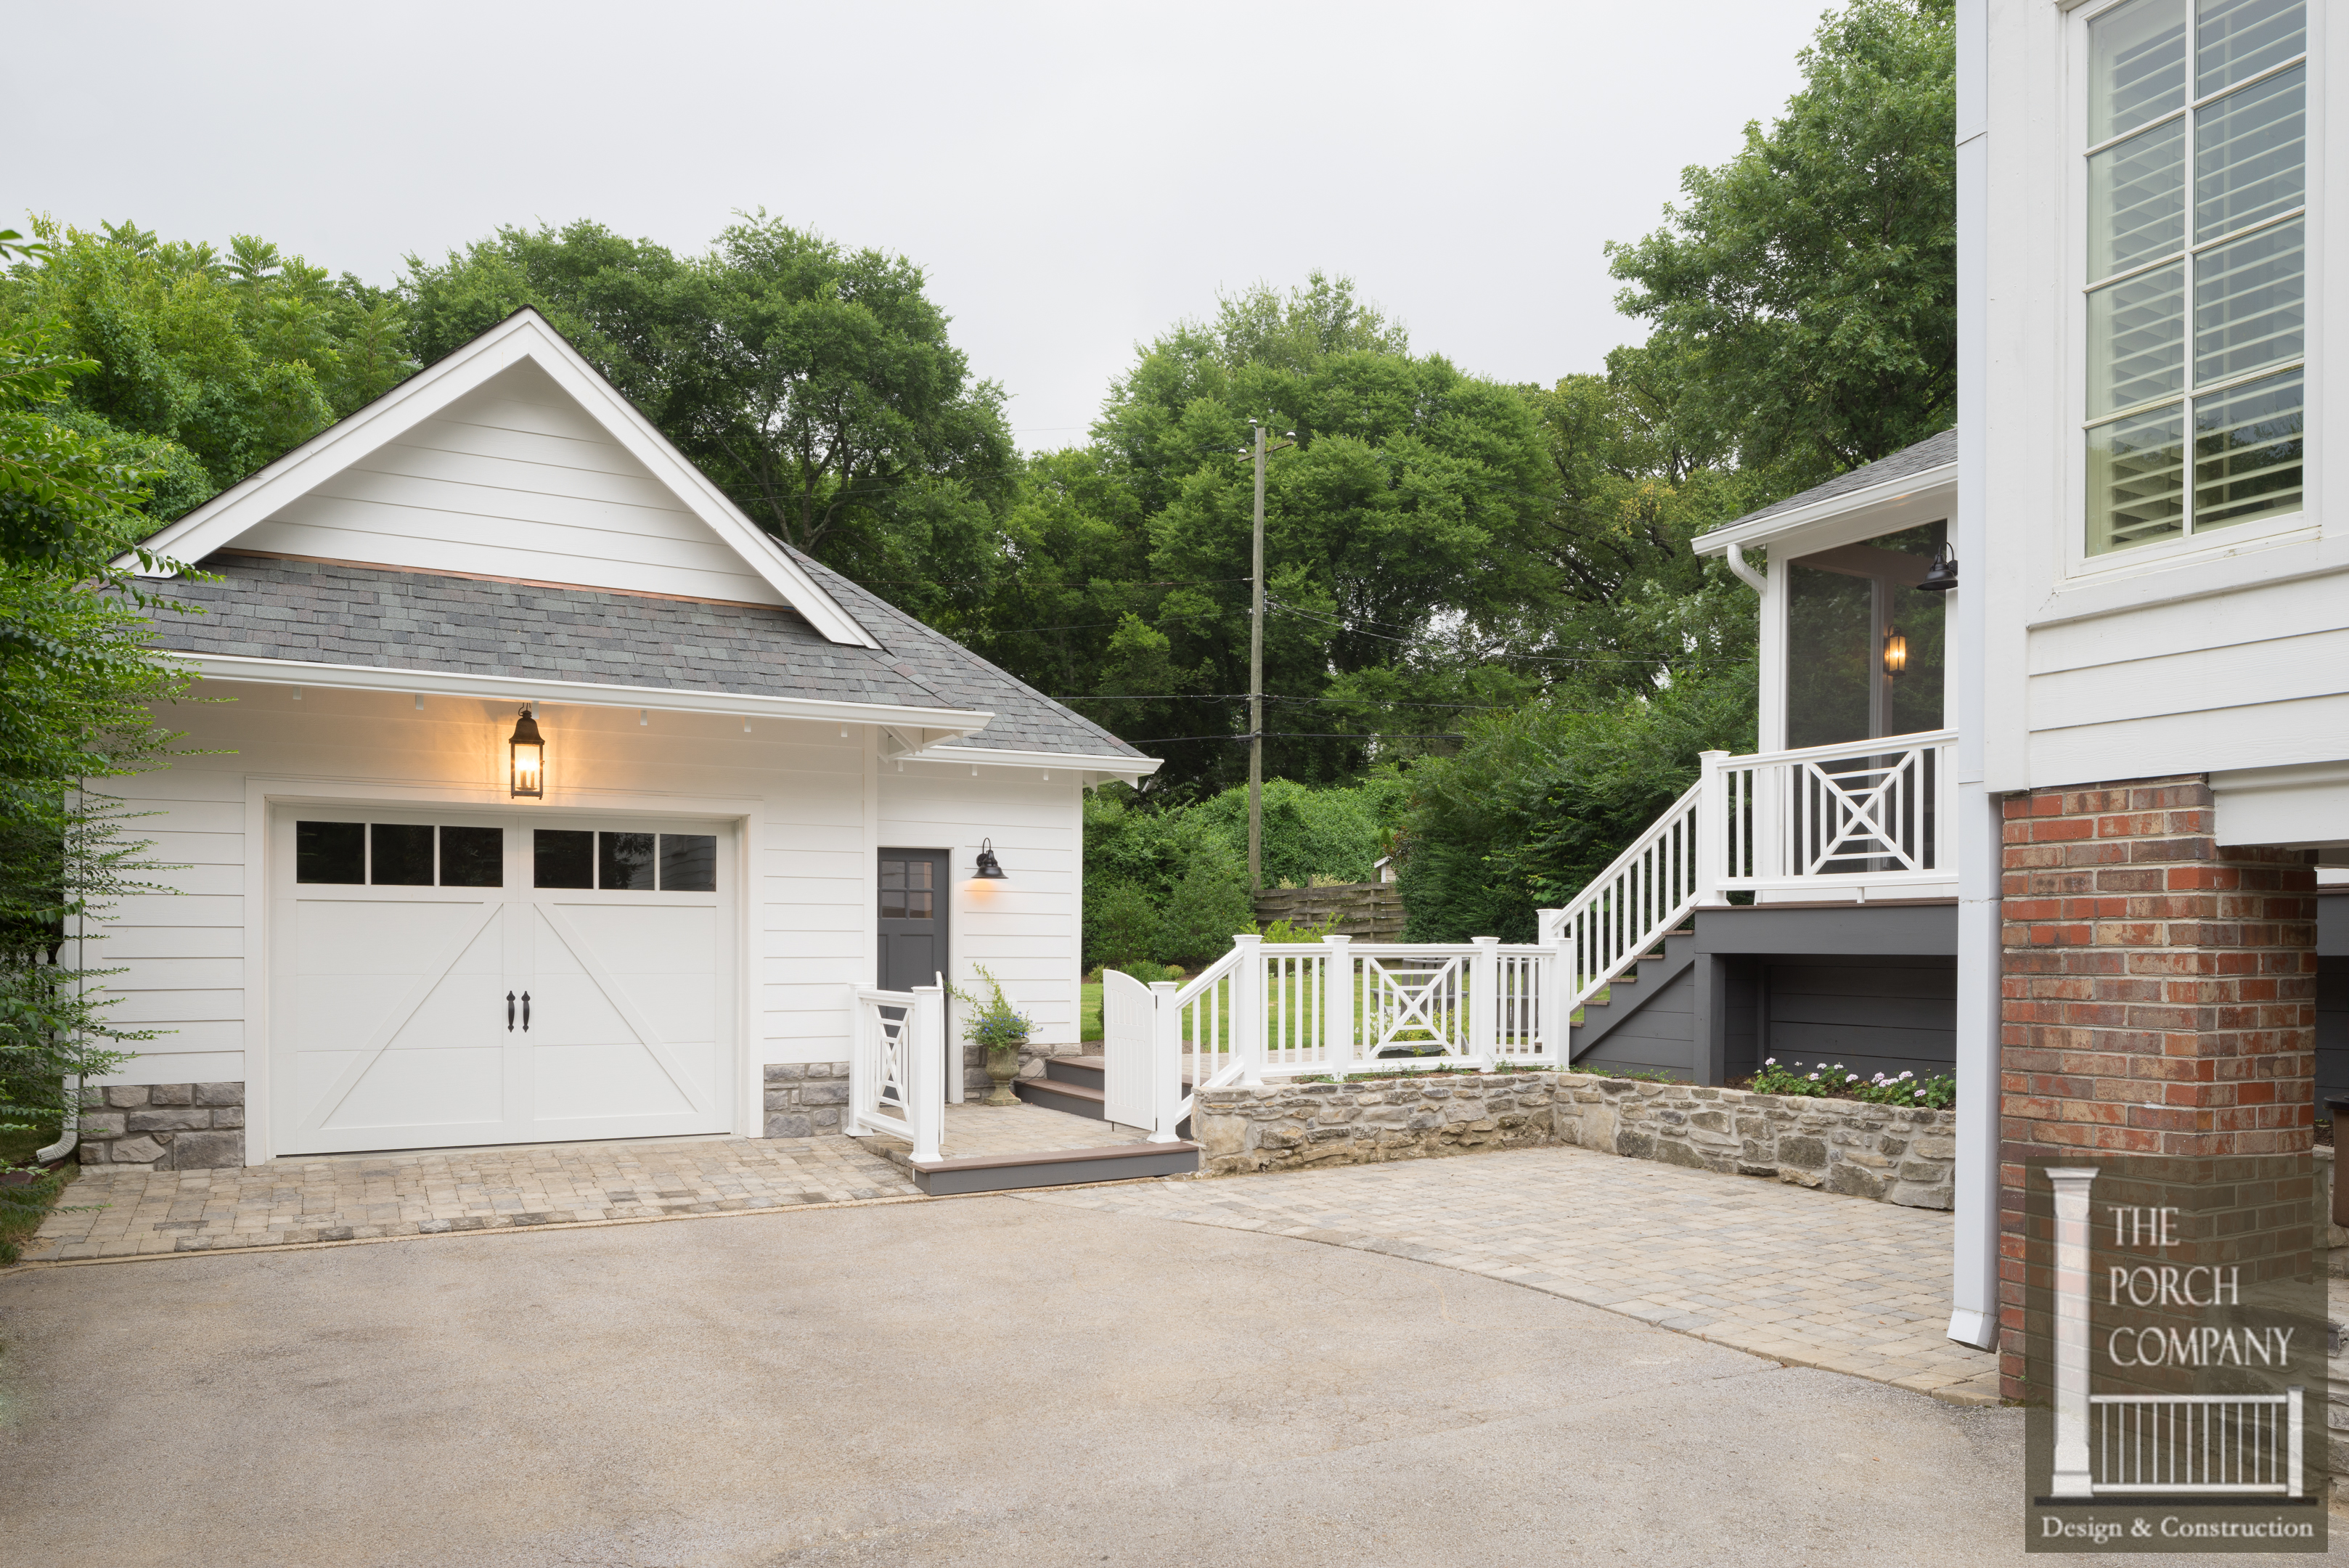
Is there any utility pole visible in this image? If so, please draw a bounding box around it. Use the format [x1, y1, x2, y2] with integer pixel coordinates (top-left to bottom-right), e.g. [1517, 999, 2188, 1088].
[1249, 420, 1267, 894]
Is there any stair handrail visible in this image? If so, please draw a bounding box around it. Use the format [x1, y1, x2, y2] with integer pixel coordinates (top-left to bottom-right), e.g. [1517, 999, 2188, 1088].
[1543, 761, 1715, 1023]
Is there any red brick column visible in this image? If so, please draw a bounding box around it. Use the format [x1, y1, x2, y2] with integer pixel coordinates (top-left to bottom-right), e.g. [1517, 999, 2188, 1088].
[1995, 774, 2317, 1400]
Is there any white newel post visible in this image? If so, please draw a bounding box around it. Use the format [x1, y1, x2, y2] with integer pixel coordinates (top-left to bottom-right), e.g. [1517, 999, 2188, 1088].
[1469, 936, 1499, 1062]
[1323, 936, 1354, 1077]
[1148, 980, 1182, 1143]
[1232, 934, 1266, 1086]
[2288, 1386, 2305, 1497]
[1695, 749, 1730, 907]
[2047, 1167, 2098, 1498]
[1535, 909, 1565, 1061]
[905, 983, 945, 1164]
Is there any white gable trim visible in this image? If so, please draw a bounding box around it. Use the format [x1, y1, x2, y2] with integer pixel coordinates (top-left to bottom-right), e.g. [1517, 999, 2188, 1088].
[124, 310, 881, 649]
[1694, 463, 1958, 555]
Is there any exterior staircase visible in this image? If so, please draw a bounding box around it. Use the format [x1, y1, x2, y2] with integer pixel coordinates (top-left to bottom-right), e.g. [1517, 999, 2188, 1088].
[875, 1053, 1198, 1196]
[1566, 928, 1697, 1066]
[1016, 1054, 1198, 1144]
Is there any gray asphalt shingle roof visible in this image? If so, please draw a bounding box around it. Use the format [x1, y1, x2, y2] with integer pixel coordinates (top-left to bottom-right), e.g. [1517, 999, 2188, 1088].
[144, 552, 1147, 761]
[1704, 427, 1958, 536]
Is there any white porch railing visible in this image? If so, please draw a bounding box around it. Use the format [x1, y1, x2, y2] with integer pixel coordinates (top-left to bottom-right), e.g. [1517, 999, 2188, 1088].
[1715, 730, 1958, 895]
[2091, 1392, 2305, 1496]
[846, 983, 944, 1164]
[1108, 934, 1565, 1140]
[1537, 777, 1705, 1017]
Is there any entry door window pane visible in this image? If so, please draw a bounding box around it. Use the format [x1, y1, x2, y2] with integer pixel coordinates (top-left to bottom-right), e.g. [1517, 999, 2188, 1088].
[369, 824, 433, 886]
[880, 859, 907, 918]
[534, 830, 595, 889]
[599, 832, 658, 891]
[295, 820, 364, 885]
[658, 834, 716, 892]
[903, 859, 934, 918]
[1785, 563, 1873, 751]
[440, 826, 504, 888]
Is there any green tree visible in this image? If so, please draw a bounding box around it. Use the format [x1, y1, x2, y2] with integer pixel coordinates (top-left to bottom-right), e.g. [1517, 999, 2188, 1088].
[1605, 0, 1956, 492]
[402, 216, 1017, 612]
[0, 301, 194, 1238]
[1, 219, 416, 510]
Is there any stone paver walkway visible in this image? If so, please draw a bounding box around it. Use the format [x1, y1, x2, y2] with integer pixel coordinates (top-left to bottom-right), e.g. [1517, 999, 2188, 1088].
[21, 1132, 916, 1261]
[1017, 1143, 2003, 1405]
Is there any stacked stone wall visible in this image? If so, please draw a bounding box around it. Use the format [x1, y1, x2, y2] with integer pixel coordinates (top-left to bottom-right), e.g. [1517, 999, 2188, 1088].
[78, 1082, 245, 1169]
[1192, 1072, 1554, 1175]
[1553, 1073, 1956, 1209]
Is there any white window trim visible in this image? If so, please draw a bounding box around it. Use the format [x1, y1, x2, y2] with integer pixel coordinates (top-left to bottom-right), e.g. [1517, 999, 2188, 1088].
[2062, 0, 2324, 584]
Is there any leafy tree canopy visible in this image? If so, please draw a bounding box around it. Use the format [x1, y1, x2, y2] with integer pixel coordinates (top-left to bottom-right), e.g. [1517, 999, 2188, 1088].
[1605, 0, 1956, 492]
[1, 219, 412, 509]
[401, 215, 1016, 613]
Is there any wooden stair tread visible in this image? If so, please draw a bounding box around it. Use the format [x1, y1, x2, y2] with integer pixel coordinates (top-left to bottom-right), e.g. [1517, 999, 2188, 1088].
[1021, 1078, 1106, 1105]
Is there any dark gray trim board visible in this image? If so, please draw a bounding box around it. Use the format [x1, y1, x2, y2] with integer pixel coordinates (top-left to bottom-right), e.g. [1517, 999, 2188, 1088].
[1695, 899, 1956, 957]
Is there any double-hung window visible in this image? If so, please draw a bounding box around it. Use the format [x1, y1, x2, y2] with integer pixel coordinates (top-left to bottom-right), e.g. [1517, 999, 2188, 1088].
[2085, 0, 2307, 556]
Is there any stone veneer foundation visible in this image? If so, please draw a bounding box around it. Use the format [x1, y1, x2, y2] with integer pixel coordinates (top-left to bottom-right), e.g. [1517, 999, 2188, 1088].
[77, 1082, 245, 1169]
[1997, 775, 2319, 1403]
[1553, 1072, 1956, 1209]
[762, 1062, 851, 1138]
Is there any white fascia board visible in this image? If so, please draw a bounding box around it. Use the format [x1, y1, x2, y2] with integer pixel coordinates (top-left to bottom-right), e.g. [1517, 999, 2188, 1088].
[120, 311, 881, 650]
[182, 653, 992, 735]
[902, 742, 1163, 776]
[1694, 465, 1959, 556]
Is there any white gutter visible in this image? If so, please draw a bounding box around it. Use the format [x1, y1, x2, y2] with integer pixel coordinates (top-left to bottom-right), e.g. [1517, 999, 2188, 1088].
[181, 653, 995, 738]
[901, 742, 1163, 777]
[1723, 544, 1768, 593]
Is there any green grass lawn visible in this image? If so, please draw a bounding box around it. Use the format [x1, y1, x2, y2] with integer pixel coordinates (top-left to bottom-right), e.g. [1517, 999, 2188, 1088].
[1079, 981, 1102, 1043]
[1, 1122, 72, 1266]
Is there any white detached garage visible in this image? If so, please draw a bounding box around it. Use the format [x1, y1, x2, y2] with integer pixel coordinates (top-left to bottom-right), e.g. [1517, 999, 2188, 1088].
[90, 308, 1153, 1170]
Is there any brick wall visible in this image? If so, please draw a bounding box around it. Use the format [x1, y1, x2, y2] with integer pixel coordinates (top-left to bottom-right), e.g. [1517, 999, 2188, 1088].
[1997, 774, 2319, 1400]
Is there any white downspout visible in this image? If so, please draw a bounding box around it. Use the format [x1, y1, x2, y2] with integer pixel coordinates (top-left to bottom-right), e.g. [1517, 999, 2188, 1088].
[1723, 543, 1767, 594]
[34, 1078, 77, 1164]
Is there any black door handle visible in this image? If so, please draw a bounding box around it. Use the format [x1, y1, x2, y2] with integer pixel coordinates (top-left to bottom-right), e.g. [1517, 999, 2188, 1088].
[521, 990, 531, 1032]
[506, 991, 515, 1032]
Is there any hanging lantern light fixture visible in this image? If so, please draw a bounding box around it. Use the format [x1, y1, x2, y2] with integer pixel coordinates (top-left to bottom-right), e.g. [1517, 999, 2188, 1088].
[508, 706, 545, 799]
[1882, 629, 1909, 677]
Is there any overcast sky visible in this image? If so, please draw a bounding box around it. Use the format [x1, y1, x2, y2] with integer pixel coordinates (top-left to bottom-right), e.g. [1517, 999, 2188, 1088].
[14, 0, 1829, 452]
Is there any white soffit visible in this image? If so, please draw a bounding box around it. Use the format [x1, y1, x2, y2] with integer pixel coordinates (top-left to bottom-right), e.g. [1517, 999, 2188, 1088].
[121, 310, 880, 650]
[2210, 761, 2349, 849]
[1694, 465, 1958, 557]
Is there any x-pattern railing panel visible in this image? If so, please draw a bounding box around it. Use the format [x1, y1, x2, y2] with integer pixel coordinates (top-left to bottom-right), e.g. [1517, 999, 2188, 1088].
[1797, 753, 1927, 875]
[1360, 955, 1466, 1056]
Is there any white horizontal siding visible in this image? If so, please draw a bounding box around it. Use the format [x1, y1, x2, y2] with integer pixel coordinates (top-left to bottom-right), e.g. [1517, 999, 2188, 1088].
[229, 361, 788, 605]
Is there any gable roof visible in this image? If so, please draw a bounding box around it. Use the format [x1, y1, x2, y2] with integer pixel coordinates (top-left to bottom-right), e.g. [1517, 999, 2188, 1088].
[126, 309, 880, 648]
[1694, 427, 1958, 554]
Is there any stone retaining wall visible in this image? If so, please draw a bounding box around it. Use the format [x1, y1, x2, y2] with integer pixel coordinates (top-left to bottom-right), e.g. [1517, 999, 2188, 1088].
[78, 1082, 245, 1169]
[1553, 1072, 1956, 1209]
[1192, 1072, 1556, 1175]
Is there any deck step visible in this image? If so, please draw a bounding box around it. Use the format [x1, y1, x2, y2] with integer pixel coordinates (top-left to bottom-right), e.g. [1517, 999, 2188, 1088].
[910, 1140, 1201, 1196]
[1016, 1077, 1106, 1118]
[1044, 1055, 1106, 1089]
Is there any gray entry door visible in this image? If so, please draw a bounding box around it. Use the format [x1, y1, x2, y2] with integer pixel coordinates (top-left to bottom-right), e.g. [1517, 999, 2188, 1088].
[878, 849, 948, 993]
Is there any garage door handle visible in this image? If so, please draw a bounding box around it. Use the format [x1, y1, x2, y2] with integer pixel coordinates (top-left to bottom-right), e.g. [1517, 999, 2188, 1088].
[521, 991, 531, 1032]
[506, 991, 515, 1032]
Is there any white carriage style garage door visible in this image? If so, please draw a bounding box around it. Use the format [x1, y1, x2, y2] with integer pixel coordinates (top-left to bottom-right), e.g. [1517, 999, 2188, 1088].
[269, 809, 736, 1156]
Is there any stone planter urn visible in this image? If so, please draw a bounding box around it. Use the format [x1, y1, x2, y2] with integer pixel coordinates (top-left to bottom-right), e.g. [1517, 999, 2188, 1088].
[984, 1043, 1024, 1107]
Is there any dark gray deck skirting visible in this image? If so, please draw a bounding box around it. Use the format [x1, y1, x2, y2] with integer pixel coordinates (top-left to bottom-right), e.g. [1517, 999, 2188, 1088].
[912, 1143, 1200, 1195]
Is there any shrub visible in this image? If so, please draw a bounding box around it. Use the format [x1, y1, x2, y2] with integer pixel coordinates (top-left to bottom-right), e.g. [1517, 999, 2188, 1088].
[949, 965, 1034, 1050]
[1751, 1056, 1956, 1109]
[1110, 960, 1180, 986]
[1082, 878, 1161, 971]
[1155, 841, 1256, 965]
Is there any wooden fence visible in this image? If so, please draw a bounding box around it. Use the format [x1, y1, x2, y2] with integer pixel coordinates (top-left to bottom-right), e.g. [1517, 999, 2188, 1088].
[1251, 881, 1406, 942]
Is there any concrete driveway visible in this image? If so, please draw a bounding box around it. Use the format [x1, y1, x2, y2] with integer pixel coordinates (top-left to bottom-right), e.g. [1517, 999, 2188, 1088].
[0, 1197, 2232, 1566]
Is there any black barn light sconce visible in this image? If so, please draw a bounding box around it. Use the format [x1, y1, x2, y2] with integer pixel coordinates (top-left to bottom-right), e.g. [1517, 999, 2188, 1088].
[1916, 542, 1959, 594]
[970, 838, 1009, 884]
[509, 706, 545, 799]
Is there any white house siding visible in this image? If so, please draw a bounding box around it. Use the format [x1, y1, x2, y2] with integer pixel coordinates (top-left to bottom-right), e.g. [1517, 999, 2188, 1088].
[86, 680, 1087, 1163]
[1981, 0, 2349, 797]
[228, 360, 792, 608]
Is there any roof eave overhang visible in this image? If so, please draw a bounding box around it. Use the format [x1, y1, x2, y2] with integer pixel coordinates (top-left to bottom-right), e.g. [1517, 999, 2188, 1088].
[178, 653, 992, 740]
[902, 741, 1162, 778]
[1694, 463, 1959, 556]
